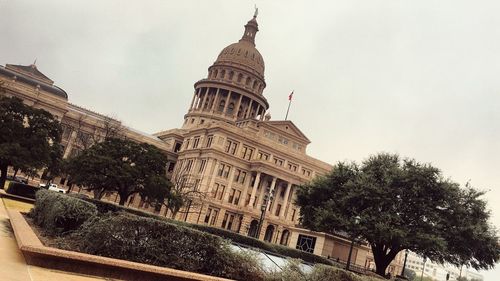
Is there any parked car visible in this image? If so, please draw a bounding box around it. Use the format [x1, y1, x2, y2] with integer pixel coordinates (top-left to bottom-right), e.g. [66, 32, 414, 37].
[39, 183, 66, 194]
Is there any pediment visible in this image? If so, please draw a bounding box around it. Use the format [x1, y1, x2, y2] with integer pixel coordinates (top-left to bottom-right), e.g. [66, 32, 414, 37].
[263, 120, 310, 144]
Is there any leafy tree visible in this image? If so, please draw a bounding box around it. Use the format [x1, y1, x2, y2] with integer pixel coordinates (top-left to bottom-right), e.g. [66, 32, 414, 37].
[296, 153, 499, 277]
[0, 96, 62, 187]
[66, 137, 171, 205]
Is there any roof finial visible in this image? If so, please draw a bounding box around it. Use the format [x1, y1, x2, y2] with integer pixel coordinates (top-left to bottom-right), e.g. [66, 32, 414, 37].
[32, 58, 37, 68]
[254, 5, 258, 18]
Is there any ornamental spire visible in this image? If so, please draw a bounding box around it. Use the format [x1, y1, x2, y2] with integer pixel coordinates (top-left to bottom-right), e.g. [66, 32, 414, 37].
[239, 9, 259, 46]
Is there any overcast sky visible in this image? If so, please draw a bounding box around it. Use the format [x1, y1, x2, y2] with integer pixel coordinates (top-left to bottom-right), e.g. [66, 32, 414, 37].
[1, 0, 499, 279]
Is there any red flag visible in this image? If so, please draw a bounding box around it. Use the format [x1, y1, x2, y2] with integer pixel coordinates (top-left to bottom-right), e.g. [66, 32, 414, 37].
[288, 91, 294, 101]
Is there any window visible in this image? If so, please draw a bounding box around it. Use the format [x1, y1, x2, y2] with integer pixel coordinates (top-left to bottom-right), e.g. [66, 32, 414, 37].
[193, 136, 200, 148]
[287, 163, 298, 172]
[296, 235, 317, 253]
[245, 193, 251, 206]
[258, 151, 270, 161]
[273, 157, 284, 167]
[184, 159, 194, 172]
[228, 188, 236, 203]
[241, 146, 254, 160]
[217, 163, 231, 178]
[198, 159, 206, 174]
[167, 162, 175, 173]
[212, 183, 226, 200]
[184, 139, 191, 150]
[205, 135, 213, 147]
[174, 142, 182, 152]
[228, 71, 234, 80]
[302, 168, 312, 177]
[224, 139, 238, 155]
[278, 136, 289, 145]
[233, 190, 241, 205]
[227, 102, 235, 114]
[237, 73, 243, 83]
[275, 204, 282, 216]
[291, 209, 297, 221]
[218, 100, 225, 112]
[233, 169, 247, 184]
[204, 207, 219, 226]
[245, 77, 251, 86]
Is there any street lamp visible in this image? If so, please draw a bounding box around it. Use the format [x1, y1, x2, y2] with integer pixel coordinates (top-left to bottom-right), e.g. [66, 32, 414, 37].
[256, 184, 274, 239]
[346, 216, 361, 271]
[420, 257, 427, 281]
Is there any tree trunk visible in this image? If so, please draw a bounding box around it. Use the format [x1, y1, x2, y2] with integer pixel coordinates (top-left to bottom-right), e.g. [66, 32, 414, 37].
[13, 168, 19, 177]
[0, 164, 8, 189]
[92, 189, 104, 199]
[372, 244, 400, 278]
[118, 194, 127, 206]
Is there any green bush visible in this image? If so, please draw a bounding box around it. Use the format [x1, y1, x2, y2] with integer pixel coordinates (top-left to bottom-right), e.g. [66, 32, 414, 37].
[72, 213, 265, 280]
[6, 181, 39, 199]
[30, 189, 98, 235]
[71, 197, 334, 266]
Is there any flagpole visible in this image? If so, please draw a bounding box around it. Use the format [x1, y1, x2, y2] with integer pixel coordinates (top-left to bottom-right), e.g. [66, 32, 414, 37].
[285, 99, 291, 120]
[285, 90, 293, 120]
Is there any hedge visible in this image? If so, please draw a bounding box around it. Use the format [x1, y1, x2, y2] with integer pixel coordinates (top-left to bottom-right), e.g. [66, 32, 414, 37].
[6, 181, 39, 199]
[70, 197, 333, 266]
[30, 189, 98, 235]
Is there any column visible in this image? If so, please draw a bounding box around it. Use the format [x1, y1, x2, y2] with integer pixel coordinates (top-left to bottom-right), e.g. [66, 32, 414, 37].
[255, 104, 261, 119]
[211, 88, 220, 112]
[245, 100, 254, 118]
[63, 130, 78, 158]
[201, 87, 210, 111]
[235, 94, 243, 119]
[222, 91, 232, 115]
[189, 90, 197, 111]
[240, 172, 252, 207]
[249, 172, 261, 208]
[200, 158, 214, 192]
[280, 182, 292, 218]
[269, 177, 278, 214]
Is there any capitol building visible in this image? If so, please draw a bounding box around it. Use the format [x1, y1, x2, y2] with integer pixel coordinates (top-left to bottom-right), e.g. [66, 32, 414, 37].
[0, 14, 404, 275]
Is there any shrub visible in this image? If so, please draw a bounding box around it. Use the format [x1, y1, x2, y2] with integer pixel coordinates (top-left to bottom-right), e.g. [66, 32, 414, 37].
[72, 197, 334, 266]
[6, 181, 39, 199]
[30, 189, 98, 235]
[72, 213, 266, 280]
[309, 264, 364, 281]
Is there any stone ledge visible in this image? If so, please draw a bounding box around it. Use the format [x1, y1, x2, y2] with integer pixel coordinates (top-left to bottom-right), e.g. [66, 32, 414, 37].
[7, 209, 234, 281]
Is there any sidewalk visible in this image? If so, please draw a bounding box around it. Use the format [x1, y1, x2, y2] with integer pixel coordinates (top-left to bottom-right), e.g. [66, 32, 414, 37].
[0, 196, 111, 281]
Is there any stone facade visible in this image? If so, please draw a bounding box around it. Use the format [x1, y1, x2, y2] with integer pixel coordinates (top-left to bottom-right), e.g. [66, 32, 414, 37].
[0, 14, 404, 275]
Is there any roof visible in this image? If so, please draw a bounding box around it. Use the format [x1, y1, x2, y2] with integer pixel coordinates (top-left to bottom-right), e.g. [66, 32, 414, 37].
[6, 64, 54, 85]
[0, 64, 68, 99]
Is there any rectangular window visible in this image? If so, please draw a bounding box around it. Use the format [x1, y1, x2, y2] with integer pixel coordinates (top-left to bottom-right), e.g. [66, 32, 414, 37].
[193, 136, 200, 148]
[245, 193, 251, 206]
[204, 208, 212, 223]
[227, 214, 235, 230]
[273, 157, 284, 166]
[291, 209, 297, 221]
[224, 139, 238, 155]
[258, 151, 270, 161]
[275, 204, 282, 216]
[185, 159, 194, 172]
[287, 163, 298, 172]
[217, 163, 231, 178]
[198, 159, 206, 174]
[241, 146, 254, 160]
[184, 139, 191, 150]
[228, 188, 236, 203]
[204, 207, 219, 225]
[221, 213, 228, 228]
[217, 185, 225, 200]
[205, 135, 213, 147]
[233, 190, 241, 205]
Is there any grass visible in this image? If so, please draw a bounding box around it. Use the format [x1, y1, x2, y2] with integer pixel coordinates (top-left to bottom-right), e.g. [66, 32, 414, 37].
[1, 198, 34, 213]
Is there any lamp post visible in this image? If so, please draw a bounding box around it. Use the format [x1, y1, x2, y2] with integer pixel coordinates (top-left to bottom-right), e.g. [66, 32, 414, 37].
[420, 257, 427, 281]
[256, 184, 274, 239]
[346, 216, 361, 271]
[401, 249, 409, 277]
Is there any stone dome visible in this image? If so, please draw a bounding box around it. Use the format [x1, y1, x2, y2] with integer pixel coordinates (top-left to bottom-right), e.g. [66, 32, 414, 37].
[214, 16, 265, 79]
[215, 41, 265, 78]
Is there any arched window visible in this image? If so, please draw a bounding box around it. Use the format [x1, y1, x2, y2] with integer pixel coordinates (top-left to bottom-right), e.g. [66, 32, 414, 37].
[264, 225, 275, 243]
[253, 81, 258, 89]
[213, 70, 218, 79]
[227, 102, 235, 114]
[238, 106, 244, 117]
[245, 77, 251, 86]
[248, 220, 259, 238]
[280, 229, 290, 246]
[220, 70, 226, 79]
[228, 71, 234, 81]
[218, 100, 225, 112]
[237, 73, 243, 83]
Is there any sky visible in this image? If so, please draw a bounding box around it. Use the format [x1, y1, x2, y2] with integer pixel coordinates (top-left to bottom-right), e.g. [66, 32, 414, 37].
[1, 0, 499, 279]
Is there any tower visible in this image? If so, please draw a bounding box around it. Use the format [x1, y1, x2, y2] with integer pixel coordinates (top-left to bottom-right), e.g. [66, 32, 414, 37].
[183, 14, 269, 128]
